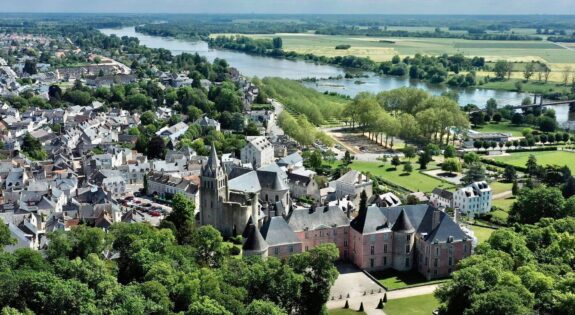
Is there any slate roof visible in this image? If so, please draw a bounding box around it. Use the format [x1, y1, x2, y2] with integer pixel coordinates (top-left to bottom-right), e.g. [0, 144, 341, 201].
[350, 204, 469, 243]
[228, 171, 261, 194]
[243, 224, 269, 252]
[432, 188, 453, 200]
[288, 206, 350, 232]
[260, 216, 301, 247]
[277, 152, 303, 167]
[391, 209, 415, 233]
[257, 163, 289, 191]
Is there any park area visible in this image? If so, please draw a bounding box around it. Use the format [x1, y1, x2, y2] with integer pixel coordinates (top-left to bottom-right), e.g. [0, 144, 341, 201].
[349, 160, 455, 193]
[385, 294, 440, 315]
[370, 269, 447, 290]
[490, 150, 575, 172]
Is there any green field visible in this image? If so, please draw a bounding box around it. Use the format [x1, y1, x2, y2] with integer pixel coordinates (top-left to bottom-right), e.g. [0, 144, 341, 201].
[239, 33, 575, 67]
[370, 270, 447, 290]
[469, 225, 497, 244]
[492, 197, 516, 212]
[385, 294, 440, 315]
[491, 150, 575, 172]
[472, 122, 529, 137]
[490, 181, 513, 195]
[349, 160, 455, 193]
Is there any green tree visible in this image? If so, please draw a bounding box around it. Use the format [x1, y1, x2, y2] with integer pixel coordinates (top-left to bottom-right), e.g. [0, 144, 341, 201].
[493, 60, 511, 80]
[192, 226, 225, 268]
[402, 145, 417, 160]
[188, 296, 232, 315]
[503, 166, 517, 182]
[272, 37, 283, 49]
[0, 223, 15, 247]
[147, 135, 166, 160]
[164, 193, 196, 244]
[288, 244, 339, 315]
[509, 186, 566, 224]
[442, 158, 461, 175]
[523, 62, 535, 81]
[526, 155, 538, 177]
[418, 151, 432, 170]
[391, 156, 401, 170]
[463, 152, 480, 165]
[403, 161, 414, 174]
[245, 300, 287, 315]
[443, 145, 456, 158]
[461, 162, 486, 185]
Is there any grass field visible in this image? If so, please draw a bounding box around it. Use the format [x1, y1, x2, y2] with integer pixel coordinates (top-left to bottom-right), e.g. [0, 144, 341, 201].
[349, 160, 455, 193]
[469, 225, 497, 243]
[479, 78, 572, 94]
[472, 122, 530, 137]
[491, 150, 575, 172]
[492, 197, 516, 212]
[227, 33, 575, 79]
[490, 181, 513, 195]
[385, 294, 440, 315]
[370, 270, 447, 290]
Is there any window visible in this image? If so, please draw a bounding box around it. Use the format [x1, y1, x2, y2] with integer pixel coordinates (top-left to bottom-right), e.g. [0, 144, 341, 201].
[370, 258, 374, 268]
[370, 246, 374, 255]
[448, 268, 452, 274]
[305, 246, 308, 251]
[434, 258, 438, 267]
[274, 247, 279, 255]
[383, 256, 387, 266]
[384, 244, 388, 253]
[370, 235, 376, 243]
[425, 257, 429, 266]
[406, 235, 411, 242]
[434, 270, 438, 276]
[448, 257, 453, 266]
[405, 258, 410, 268]
[435, 247, 439, 256]
[320, 230, 324, 237]
[275, 195, 279, 202]
[289, 245, 294, 253]
[344, 240, 348, 247]
[383, 233, 389, 240]
[405, 245, 410, 254]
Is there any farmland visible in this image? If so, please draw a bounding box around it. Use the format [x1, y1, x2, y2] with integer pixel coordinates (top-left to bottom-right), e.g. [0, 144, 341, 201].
[218, 33, 575, 82]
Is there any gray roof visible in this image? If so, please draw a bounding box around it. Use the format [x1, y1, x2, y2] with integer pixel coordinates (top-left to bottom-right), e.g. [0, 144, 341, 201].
[277, 152, 303, 166]
[432, 188, 453, 200]
[228, 171, 261, 194]
[350, 204, 469, 243]
[391, 209, 415, 233]
[288, 206, 350, 232]
[257, 163, 289, 191]
[260, 216, 301, 246]
[243, 224, 269, 252]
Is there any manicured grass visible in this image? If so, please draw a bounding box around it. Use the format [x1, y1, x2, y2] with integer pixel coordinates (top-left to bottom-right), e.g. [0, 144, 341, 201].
[328, 309, 366, 315]
[350, 160, 455, 193]
[371, 270, 447, 290]
[469, 225, 497, 244]
[491, 150, 575, 172]
[492, 197, 516, 212]
[491, 210, 510, 222]
[385, 294, 440, 315]
[490, 181, 513, 195]
[472, 122, 528, 137]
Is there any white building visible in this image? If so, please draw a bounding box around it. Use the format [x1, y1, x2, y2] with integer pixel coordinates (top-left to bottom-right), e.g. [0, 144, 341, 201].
[241, 136, 275, 169]
[332, 170, 373, 207]
[155, 122, 189, 143]
[453, 181, 492, 216]
[430, 188, 454, 209]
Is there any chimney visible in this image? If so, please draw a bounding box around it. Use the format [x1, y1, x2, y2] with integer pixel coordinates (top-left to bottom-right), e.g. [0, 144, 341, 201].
[251, 193, 259, 229]
[432, 209, 441, 231]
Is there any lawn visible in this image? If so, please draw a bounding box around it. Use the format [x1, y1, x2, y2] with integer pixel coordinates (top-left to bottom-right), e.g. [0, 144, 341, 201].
[349, 160, 455, 193]
[490, 181, 513, 195]
[472, 122, 528, 137]
[385, 294, 440, 315]
[328, 309, 365, 315]
[491, 150, 575, 172]
[370, 269, 447, 290]
[492, 197, 516, 212]
[469, 225, 497, 244]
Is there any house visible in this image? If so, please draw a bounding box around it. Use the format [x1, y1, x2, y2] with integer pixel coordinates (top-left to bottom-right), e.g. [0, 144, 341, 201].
[277, 152, 304, 169]
[155, 122, 189, 143]
[430, 188, 454, 209]
[240, 136, 275, 169]
[287, 168, 320, 201]
[370, 192, 402, 208]
[288, 206, 351, 258]
[453, 181, 492, 216]
[147, 171, 201, 212]
[333, 170, 373, 207]
[194, 116, 221, 132]
[260, 216, 302, 259]
[350, 204, 472, 280]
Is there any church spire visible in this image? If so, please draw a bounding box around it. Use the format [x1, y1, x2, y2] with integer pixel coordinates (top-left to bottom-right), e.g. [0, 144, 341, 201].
[204, 145, 222, 177]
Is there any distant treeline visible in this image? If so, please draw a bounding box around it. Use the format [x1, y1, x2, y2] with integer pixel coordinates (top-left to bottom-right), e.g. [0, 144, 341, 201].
[209, 35, 485, 87]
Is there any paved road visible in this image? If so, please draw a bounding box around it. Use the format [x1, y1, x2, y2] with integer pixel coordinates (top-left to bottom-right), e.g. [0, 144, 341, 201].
[269, 99, 285, 137]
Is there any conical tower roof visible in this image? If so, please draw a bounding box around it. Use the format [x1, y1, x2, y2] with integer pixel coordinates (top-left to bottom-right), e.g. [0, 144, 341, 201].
[203, 145, 222, 177]
[243, 223, 269, 253]
[392, 209, 415, 233]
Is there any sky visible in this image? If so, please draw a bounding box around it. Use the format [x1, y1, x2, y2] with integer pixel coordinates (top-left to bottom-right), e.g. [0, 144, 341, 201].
[0, 0, 573, 14]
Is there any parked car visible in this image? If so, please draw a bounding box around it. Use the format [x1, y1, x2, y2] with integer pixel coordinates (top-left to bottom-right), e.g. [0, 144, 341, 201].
[150, 211, 161, 217]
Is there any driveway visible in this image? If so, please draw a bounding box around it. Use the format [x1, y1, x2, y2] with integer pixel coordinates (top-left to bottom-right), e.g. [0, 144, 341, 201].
[386, 284, 440, 299]
[327, 263, 386, 314]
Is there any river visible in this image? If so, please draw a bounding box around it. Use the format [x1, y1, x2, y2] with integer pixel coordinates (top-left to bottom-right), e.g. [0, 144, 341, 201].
[100, 27, 570, 119]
